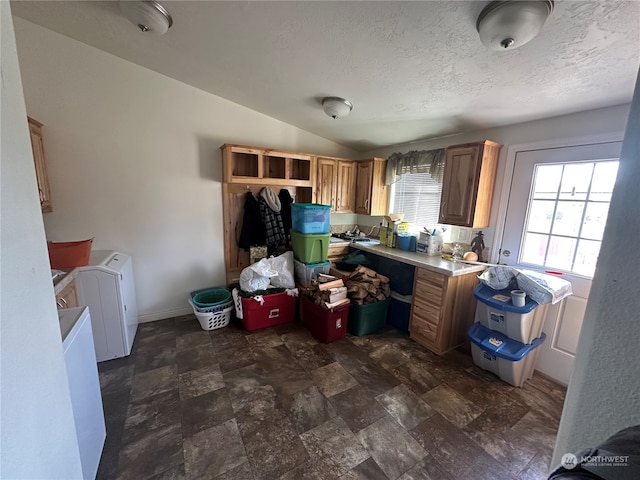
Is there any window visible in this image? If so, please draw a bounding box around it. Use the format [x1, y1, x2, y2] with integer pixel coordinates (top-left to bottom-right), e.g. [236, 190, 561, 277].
[389, 172, 443, 228]
[520, 160, 619, 277]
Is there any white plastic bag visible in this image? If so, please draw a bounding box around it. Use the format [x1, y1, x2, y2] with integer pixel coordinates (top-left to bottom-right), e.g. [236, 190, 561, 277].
[239, 258, 278, 292]
[267, 251, 295, 289]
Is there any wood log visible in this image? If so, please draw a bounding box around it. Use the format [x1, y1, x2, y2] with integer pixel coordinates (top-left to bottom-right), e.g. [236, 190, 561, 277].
[318, 279, 344, 291]
[353, 265, 376, 277]
[376, 292, 387, 301]
[377, 274, 390, 284]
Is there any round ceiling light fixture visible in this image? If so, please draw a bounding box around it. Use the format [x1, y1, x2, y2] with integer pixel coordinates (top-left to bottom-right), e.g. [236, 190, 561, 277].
[120, 1, 173, 35]
[322, 97, 353, 119]
[477, 0, 554, 51]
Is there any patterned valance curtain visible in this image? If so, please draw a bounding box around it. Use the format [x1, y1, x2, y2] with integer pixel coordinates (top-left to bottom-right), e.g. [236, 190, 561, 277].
[385, 148, 446, 185]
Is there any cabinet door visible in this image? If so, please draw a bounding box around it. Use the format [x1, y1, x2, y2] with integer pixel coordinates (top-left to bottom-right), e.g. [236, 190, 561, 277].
[56, 281, 78, 310]
[336, 160, 356, 213]
[439, 141, 501, 227]
[439, 145, 481, 226]
[355, 160, 373, 214]
[317, 158, 338, 210]
[355, 158, 388, 215]
[28, 118, 53, 213]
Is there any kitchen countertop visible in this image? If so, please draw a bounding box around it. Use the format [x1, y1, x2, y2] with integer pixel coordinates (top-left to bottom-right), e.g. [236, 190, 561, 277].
[53, 267, 79, 295]
[350, 243, 488, 277]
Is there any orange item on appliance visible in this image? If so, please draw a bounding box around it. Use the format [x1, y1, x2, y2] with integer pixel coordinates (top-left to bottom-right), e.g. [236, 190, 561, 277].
[47, 238, 93, 269]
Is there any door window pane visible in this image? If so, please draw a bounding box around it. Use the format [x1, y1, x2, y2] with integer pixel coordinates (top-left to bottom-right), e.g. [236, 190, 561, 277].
[521, 233, 548, 265]
[582, 202, 610, 240]
[551, 201, 585, 237]
[533, 164, 563, 200]
[589, 161, 619, 201]
[559, 163, 593, 200]
[574, 239, 602, 276]
[528, 200, 555, 233]
[518, 159, 617, 277]
[546, 236, 577, 271]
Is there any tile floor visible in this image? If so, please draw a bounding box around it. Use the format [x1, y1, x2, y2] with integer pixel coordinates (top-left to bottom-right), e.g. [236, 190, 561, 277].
[96, 314, 566, 480]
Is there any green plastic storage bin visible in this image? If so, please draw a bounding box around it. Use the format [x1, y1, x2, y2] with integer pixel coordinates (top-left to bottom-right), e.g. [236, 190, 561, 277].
[291, 230, 330, 264]
[348, 298, 390, 336]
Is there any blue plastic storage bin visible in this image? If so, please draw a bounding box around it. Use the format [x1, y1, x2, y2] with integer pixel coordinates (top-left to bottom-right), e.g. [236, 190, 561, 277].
[473, 284, 548, 344]
[467, 322, 546, 387]
[291, 203, 331, 234]
[388, 291, 412, 332]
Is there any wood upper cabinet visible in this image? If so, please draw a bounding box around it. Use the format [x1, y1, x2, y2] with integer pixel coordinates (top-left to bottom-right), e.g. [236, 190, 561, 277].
[221, 144, 315, 187]
[222, 182, 313, 284]
[438, 140, 502, 228]
[355, 158, 388, 216]
[316, 157, 356, 213]
[409, 268, 478, 356]
[56, 280, 78, 310]
[27, 117, 53, 213]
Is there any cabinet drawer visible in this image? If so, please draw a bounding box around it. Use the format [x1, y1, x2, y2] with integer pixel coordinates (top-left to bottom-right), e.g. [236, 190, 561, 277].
[56, 281, 78, 310]
[416, 268, 445, 287]
[412, 297, 441, 325]
[411, 317, 439, 342]
[414, 279, 443, 305]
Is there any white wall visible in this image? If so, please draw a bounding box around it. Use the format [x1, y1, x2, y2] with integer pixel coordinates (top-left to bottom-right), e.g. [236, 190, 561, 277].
[364, 103, 630, 257]
[552, 70, 640, 465]
[13, 18, 357, 321]
[1, 5, 83, 478]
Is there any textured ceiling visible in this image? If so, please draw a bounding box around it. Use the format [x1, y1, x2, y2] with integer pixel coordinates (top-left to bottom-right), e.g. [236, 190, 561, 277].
[11, 1, 640, 152]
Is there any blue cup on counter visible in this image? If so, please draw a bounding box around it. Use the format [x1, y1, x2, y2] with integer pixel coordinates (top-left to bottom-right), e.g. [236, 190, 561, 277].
[397, 234, 416, 251]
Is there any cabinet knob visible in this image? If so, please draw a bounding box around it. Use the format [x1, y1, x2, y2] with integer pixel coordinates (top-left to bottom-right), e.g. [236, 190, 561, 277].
[365, 199, 370, 211]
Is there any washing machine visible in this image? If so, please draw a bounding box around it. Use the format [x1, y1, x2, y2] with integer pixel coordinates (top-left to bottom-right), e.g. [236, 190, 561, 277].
[76, 250, 139, 362]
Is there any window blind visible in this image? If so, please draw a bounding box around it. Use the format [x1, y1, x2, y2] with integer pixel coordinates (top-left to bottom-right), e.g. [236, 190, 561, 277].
[389, 172, 442, 228]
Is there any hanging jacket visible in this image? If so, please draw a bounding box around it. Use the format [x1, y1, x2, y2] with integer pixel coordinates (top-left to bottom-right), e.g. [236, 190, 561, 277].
[258, 187, 286, 248]
[238, 192, 266, 251]
[278, 188, 294, 245]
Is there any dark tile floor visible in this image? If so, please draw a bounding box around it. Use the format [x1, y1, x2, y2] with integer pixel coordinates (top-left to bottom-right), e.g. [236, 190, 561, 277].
[96, 314, 566, 480]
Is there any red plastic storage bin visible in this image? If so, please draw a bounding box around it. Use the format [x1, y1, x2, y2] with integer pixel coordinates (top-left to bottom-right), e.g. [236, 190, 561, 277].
[301, 295, 349, 343]
[241, 291, 296, 331]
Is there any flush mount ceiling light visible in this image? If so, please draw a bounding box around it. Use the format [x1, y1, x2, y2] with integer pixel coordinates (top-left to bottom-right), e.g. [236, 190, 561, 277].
[322, 97, 353, 119]
[119, 1, 173, 35]
[477, 0, 554, 51]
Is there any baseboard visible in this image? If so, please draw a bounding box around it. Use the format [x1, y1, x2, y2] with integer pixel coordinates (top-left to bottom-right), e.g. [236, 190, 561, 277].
[138, 306, 192, 323]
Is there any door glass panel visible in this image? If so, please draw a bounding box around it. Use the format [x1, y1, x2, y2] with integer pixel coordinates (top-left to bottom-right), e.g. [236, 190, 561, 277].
[574, 239, 602, 277]
[547, 236, 577, 271]
[559, 163, 593, 200]
[551, 201, 584, 237]
[528, 200, 555, 233]
[533, 164, 562, 199]
[519, 159, 618, 277]
[521, 233, 548, 265]
[589, 161, 619, 201]
[581, 202, 610, 240]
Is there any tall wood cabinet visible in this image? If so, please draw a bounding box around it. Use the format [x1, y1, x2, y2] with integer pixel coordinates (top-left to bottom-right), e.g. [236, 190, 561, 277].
[355, 158, 388, 216]
[27, 117, 53, 213]
[438, 140, 502, 228]
[221, 144, 315, 283]
[316, 157, 356, 213]
[409, 268, 478, 356]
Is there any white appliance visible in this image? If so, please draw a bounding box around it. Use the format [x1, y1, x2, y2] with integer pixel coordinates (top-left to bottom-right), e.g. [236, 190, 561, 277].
[76, 250, 139, 362]
[59, 306, 106, 479]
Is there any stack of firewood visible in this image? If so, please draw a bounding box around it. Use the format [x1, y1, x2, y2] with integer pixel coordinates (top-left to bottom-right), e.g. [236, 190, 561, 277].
[306, 274, 350, 310]
[304, 265, 391, 309]
[346, 265, 391, 305]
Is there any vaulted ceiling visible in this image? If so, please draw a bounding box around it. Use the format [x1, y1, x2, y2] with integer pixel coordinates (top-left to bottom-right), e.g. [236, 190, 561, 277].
[11, 1, 640, 151]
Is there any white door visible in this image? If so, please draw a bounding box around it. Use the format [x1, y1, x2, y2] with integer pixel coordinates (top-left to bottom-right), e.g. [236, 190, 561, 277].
[499, 141, 621, 385]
